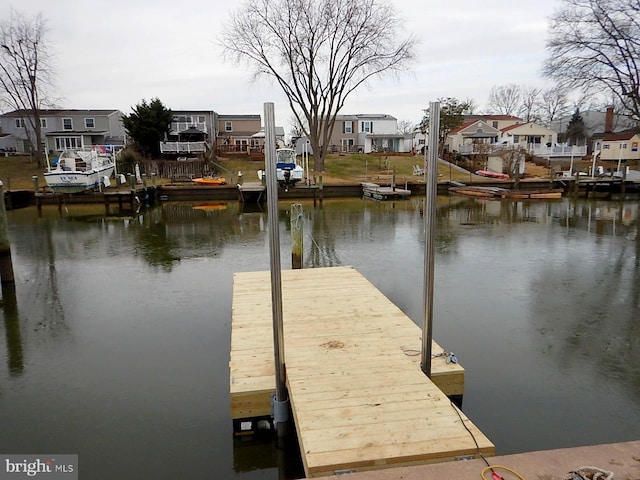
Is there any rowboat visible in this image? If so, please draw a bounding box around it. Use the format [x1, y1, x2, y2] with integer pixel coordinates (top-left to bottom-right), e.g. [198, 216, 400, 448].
[192, 177, 227, 186]
[475, 170, 510, 180]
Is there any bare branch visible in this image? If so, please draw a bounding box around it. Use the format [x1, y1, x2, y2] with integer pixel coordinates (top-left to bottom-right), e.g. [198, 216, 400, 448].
[0, 9, 54, 166]
[221, 0, 416, 171]
[543, 0, 640, 121]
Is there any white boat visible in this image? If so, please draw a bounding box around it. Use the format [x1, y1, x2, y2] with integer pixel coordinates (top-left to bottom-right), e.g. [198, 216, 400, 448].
[44, 146, 121, 193]
[258, 148, 304, 188]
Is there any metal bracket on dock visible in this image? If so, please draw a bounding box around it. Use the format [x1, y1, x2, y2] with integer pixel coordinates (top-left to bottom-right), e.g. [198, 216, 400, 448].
[270, 393, 290, 424]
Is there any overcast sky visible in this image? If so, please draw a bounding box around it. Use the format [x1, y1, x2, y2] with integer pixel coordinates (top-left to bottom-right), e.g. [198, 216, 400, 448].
[6, 0, 561, 132]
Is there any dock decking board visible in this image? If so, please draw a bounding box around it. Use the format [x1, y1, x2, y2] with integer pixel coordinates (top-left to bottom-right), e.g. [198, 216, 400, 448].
[230, 266, 493, 476]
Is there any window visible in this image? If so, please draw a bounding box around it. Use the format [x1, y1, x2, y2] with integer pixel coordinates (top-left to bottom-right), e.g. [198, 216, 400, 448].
[513, 135, 519, 143]
[492, 121, 499, 128]
[40, 118, 47, 128]
[361, 121, 372, 133]
[62, 118, 73, 130]
[344, 121, 353, 134]
[15, 118, 25, 128]
[55, 136, 82, 150]
[341, 138, 354, 151]
[197, 116, 205, 123]
[225, 121, 232, 132]
[621, 143, 627, 149]
[603, 144, 610, 149]
[84, 118, 95, 128]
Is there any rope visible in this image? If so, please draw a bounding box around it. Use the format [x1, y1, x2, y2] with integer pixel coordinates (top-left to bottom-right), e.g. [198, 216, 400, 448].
[481, 465, 526, 480]
[562, 467, 614, 480]
[402, 348, 457, 363]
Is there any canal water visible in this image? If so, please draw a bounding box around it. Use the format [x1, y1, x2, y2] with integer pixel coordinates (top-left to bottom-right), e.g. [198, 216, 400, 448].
[0, 195, 638, 479]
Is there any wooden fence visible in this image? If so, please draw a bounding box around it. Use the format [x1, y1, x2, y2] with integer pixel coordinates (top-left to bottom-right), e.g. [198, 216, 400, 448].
[117, 159, 212, 180]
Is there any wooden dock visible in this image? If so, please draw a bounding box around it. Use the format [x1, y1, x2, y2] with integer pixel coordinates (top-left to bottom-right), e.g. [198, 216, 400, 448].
[361, 182, 411, 200]
[230, 266, 494, 477]
[237, 182, 266, 203]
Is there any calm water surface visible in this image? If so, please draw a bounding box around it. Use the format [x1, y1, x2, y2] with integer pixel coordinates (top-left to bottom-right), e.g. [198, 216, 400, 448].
[0, 196, 638, 479]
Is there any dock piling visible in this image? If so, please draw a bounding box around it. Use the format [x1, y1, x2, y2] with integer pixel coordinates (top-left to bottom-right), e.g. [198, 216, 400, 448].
[291, 203, 303, 269]
[0, 181, 15, 283]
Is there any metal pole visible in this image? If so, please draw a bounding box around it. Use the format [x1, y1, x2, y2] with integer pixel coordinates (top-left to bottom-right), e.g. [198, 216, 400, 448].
[264, 102, 289, 438]
[420, 101, 440, 377]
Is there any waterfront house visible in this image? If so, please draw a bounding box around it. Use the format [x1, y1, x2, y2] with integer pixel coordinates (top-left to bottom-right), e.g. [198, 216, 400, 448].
[216, 114, 262, 154]
[593, 130, 640, 164]
[446, 120, 502, 154]
[159, 110, 216, 155]
[0, 109, 125, 155]
[311, 113, 409, 154]
[498, 122, 558, 148]
[463, 114, 522, 131]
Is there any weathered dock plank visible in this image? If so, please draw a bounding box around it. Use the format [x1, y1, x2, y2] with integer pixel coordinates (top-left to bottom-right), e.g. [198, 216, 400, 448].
[230, 266, 493, 476]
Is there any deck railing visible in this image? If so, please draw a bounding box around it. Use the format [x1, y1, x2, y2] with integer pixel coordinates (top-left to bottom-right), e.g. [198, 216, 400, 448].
[160, 141, 207, 153]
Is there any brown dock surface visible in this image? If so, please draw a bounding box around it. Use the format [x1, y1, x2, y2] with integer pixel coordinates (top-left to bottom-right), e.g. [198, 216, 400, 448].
[322, 440, 640, 480]
[230, 266, 494, 477]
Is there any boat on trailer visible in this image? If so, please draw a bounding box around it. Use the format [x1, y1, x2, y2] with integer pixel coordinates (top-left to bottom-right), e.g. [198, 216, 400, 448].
[258, 148, 304, 188]
[44, 146, 121, 193]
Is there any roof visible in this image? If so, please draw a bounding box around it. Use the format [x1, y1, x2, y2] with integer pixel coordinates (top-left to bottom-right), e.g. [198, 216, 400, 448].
[1, 109, 121, 117]
[218, 114, 261, 120]
[448, 120, 478, 135]
[44, 130, 109, 135]
[501, 122, 529, 133]
[602, 130, 640, 141]
[464, 114, 523, 122]
[448, 120, 500, 136]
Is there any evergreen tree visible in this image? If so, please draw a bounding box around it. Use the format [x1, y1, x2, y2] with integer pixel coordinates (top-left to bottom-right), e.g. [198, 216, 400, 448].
[564, 109, 586, 145]
[122, 98, 173, 157]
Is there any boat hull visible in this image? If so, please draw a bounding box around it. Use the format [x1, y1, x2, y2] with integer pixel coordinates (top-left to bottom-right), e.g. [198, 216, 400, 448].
[44, 165, 115, 193]
[192, 178, 227, 186]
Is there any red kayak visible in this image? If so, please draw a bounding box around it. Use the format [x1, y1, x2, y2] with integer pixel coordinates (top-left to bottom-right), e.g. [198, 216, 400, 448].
[475, 170, 510, 180]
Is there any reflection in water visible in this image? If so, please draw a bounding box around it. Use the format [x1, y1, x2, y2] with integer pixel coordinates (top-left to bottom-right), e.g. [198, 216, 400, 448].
[1, 281, 23, 375]
[0, 197, 638, 479]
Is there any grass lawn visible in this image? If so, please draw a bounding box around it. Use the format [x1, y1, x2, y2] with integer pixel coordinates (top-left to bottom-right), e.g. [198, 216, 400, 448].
[0, 153, 550, 192]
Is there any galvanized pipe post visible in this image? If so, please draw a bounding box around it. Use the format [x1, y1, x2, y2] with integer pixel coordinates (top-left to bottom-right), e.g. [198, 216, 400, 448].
[420, 101, 440, 377]
[264, 103, 289, 438]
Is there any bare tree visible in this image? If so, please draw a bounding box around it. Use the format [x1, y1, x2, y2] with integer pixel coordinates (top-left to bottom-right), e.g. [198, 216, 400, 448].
[519, 86, 542, 122]
[487, 84, 522, 115]
[289, 113, 306, 141]
[539, 86, 570, 127]
[397, 120, 414, 135]
[221, 0, 415, 172]
[463, 97, 478, 114]
[543, 0, 640, 121]
[0, 10, 54, 166]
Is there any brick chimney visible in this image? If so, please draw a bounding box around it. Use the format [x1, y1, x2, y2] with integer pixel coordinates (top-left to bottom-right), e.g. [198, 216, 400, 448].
[604, 106, 614, 133]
